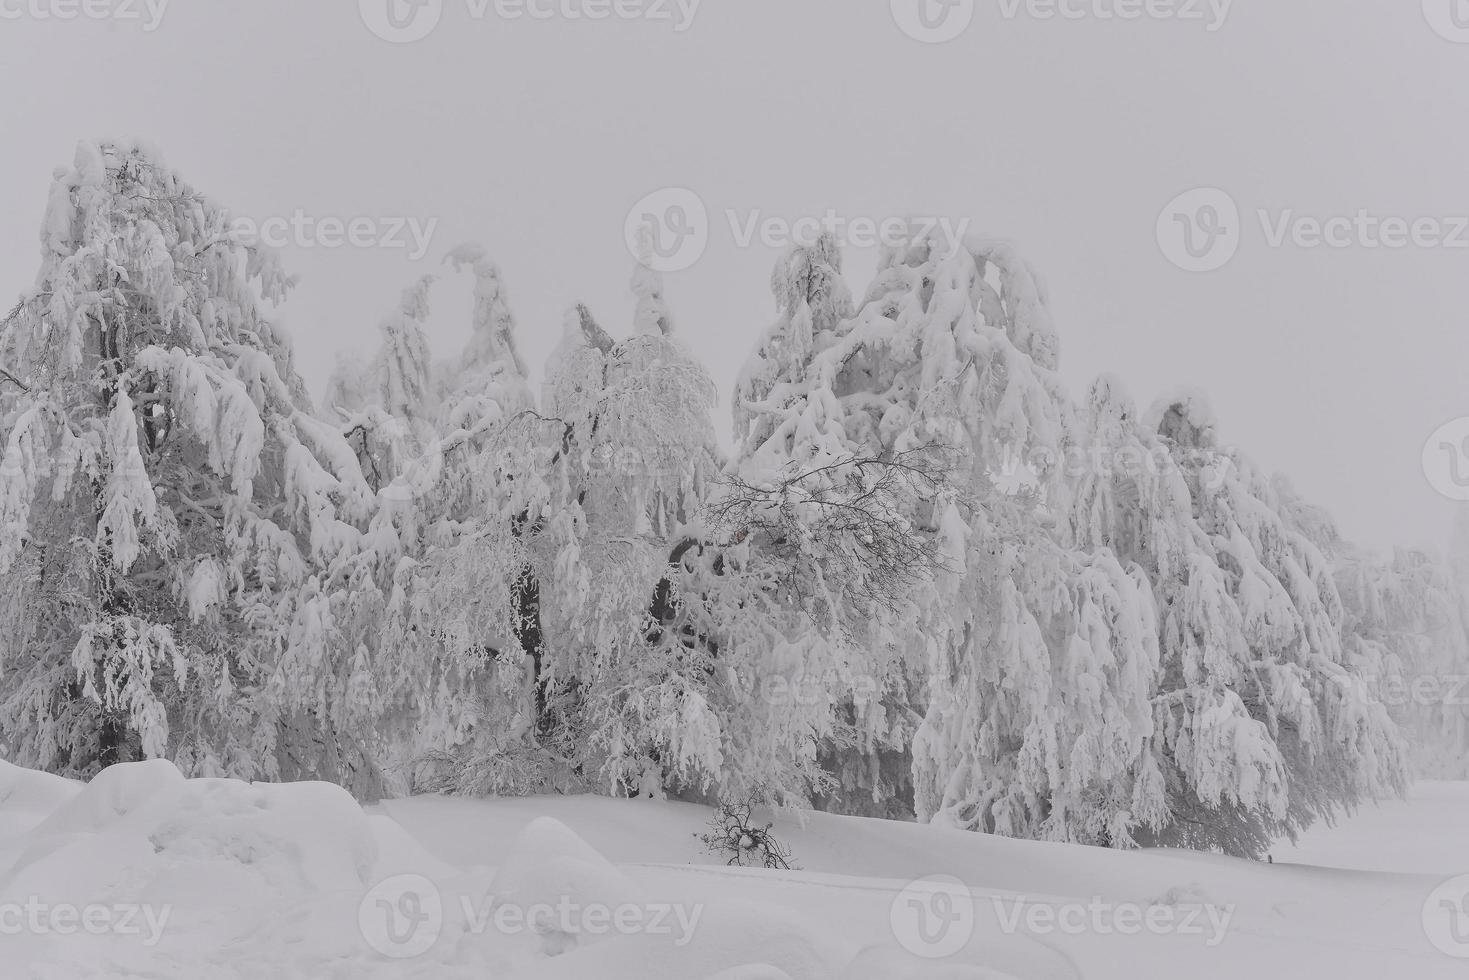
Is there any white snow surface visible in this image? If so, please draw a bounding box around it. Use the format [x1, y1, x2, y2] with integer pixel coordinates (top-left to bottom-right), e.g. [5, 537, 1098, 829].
[0, 760, 1465, 979]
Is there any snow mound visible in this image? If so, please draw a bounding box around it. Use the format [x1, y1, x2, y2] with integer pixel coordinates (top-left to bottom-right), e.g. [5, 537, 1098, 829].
[490, 815, 646, 954]
[31, 758, 185, 836]
[0, 761, 389, 977]
[0, 759, 81, 834]
[16, 761, 378, 896]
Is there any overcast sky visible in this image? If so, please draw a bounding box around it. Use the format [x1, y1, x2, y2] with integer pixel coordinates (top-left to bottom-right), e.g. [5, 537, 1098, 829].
[2, 0, 1467, 551]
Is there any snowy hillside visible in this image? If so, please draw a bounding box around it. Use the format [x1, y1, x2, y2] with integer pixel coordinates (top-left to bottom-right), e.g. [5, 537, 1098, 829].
[2, 759, 1465, 979]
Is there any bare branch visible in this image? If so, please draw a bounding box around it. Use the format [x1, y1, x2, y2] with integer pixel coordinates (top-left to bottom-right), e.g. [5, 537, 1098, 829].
[0, 366, 29, 394]
[700, 448, 961, 629]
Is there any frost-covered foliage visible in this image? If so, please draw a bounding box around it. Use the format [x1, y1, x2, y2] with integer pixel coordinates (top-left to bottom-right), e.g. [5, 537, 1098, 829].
[1065, 379, 1281, 855]
[1304, 501, 1469, 783]
[0, 141, 1440, 859]
[518, 283, 728, 797]
[830, 233, 1160, 846]
[727, 229, 1163, 840]
[1154, 409, 1407, 853]
[0, 140, 405, 789]
[1066, 379, 1410, 856]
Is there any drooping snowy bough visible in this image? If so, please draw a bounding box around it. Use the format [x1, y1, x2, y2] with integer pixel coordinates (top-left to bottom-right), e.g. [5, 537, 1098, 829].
[0, 141, 403, 789]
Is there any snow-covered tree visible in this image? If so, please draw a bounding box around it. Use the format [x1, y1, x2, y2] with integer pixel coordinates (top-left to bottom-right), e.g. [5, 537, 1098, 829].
[0, 140, 391, 786]
[838, 234, 1160, 845]
[377, 275, 437, 433]
[1130, 392, 1408, 854]
[338, 244, 551, 797]
[1067, 379, 1294, 855]
[532, 262, 729, 796]
[732, 231, 853, 459]
[731, 229, 1162, 839]
[409, 239, 952, 808]
[1315, 503, 1469, 782]
[437, 243, 532, 434]
[725, 234, 944, 815]
[390, 252, 733, 800]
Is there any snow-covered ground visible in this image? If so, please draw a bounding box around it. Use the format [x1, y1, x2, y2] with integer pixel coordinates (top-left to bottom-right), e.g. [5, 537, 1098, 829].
[1286, 781, 1469, 874]
[2, 761, 1467, 979]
